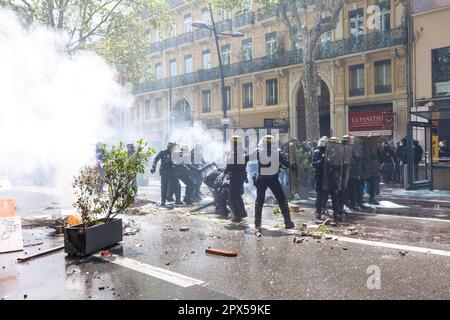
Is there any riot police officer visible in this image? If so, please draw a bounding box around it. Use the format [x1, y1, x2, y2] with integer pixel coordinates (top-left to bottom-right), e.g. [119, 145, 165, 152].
[322, 137, 344, 221]
[251, 135, 295, 230]
[224, 136, 249, 223]
[151, 142, 182, 207]
[312, 137, 328, 219]
[339, 135, 351, 214]
[174, 145, 196, 205]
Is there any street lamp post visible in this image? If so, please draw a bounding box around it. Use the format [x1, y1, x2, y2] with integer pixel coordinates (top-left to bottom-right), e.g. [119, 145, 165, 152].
[192, 3, 244, 144]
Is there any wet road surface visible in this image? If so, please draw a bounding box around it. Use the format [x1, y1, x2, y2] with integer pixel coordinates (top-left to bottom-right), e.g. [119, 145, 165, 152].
[1, 184, 450, 300]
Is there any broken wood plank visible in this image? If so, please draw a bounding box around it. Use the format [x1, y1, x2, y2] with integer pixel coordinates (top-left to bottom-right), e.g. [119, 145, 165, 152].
[205, 248, 237, 257]
[17, 245, 64, 263]
[190, 201, 215, 213]
[23, 242, 44, 248]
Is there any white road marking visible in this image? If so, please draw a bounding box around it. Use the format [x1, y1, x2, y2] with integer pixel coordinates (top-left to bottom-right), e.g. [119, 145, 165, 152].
[97, 255, 205, 288]
[334, 236, 450, 257]
[257, 224, 450, 258]
[354, 211, 450, 223]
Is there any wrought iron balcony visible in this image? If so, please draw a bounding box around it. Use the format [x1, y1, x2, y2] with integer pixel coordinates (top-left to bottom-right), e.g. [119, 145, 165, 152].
[149, 41, 162, 54]
[349, 87, 365, 97]
[194, 28, 212, 41]
[216, 19, 233, 33]
[316, 28, 406, 60]
[243, 101, 254, 109]
[162, 37, 177, 50]
[375, 84, 392, 94]
[257, 7, 279, 21]
[177, 32, 194, 46]
[234, 12, 254, 28]
[136, 28, 406, 95]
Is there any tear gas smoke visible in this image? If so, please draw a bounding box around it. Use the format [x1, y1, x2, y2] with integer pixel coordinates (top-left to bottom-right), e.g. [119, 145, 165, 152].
[0, 9, 132, 202]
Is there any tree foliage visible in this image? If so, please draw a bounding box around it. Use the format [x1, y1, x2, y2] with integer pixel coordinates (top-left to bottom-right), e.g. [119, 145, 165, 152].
[72, 139, 155, 228]
[0, 0, 172, 85]
[212, 0, 347, 141]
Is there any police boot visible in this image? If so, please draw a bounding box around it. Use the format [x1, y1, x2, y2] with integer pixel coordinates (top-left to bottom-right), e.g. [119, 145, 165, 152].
[254, 201, 264, 229]
[279, 200, 295, 229]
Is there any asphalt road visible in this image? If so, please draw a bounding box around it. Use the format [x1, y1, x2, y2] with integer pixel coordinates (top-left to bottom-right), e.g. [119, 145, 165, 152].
[1, 182, 450, 300]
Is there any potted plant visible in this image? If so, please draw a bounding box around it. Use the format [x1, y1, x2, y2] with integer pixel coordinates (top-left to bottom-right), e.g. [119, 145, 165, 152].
[64, 139, 155, 257]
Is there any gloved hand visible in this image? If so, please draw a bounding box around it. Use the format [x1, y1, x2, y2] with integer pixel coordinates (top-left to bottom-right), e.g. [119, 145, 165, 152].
[150, 168, 156, 174]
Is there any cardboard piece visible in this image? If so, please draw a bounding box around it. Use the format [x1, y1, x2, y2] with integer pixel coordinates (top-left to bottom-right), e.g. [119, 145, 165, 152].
[0, 216, 24, 254]
[0, 199, 16, 218]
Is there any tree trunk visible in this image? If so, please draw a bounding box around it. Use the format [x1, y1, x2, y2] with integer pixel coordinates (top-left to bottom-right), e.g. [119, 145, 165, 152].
[302, 43, 321, 142]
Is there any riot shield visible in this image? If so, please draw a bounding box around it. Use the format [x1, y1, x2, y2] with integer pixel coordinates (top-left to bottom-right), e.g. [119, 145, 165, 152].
[322, 142, 344, 192]
[349, 138, 363, 180]
[361, 137, 380, 179]
[288, 141, 299, 198]
[341, 144, 354, 191]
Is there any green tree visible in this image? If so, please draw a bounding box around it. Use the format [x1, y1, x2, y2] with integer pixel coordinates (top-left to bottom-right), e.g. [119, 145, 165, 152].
[0, 0, 172, 85]
[213, 0, 347, 141]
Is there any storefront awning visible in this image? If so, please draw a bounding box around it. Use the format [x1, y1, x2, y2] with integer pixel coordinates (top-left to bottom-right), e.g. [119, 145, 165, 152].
[412, 98, 450, 120]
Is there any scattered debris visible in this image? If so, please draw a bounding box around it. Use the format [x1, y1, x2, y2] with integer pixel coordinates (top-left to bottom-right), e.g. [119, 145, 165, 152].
[273, 207, 281, 217]
[255, 231, 262, 238]
[205, 247, 237, 257]
[324, 235, 333, 240]
[293, 237, 304, 244]
[191, 250, 196, 254]
[311, 233, 322, 239]
[165, 262, 171, 266]
[322, 219, 331, 226]
[67, 215, 81, 226]
[23, 242, 44, 248]
[123, 220, 141, 236]
[101, 250, 111, 257]
[17, 245, 64, 263]
[301, 223, 308, 228]
[98, 287, 105, 291]
[179, 227, 190, 232]
[164, 225, 174, 231]
[289, 205, 301, 213]
[343, 247, 348, 251]
[135, 244, 142, 248]
[399, 250, 408, 256]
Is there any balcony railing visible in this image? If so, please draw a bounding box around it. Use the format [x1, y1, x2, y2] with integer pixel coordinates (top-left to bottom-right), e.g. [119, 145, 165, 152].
[375, 84, 392, 94]
[194, 28, 212, 41]
[257, 8, 279, 21]
[349, 87, 365, 97]
[162, 37, 177, 50]
[177, 32, 194, 46]
[136, 28, 406, 95]
[317, 28, 406, 60]
[234, 12, 254, 28]
[149, 42, 162, 54]
[216, 19, 233, 33]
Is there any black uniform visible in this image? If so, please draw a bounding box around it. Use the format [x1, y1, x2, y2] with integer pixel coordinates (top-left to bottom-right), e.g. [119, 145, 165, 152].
[250, 146, 295, 229]
[151, 148, 181, 206]
[190, 147, 206, 202]
[380, 145, 394, 183]
[322, 143, 345, 220]
[346, 144, 364, 210]
[203, 169, 230, 217]
[224, 146, 249, 222]
[312, 146, 326, 218]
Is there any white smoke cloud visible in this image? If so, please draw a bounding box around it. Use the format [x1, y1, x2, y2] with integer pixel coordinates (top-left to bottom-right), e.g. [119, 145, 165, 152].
[0, 9, 132, 200]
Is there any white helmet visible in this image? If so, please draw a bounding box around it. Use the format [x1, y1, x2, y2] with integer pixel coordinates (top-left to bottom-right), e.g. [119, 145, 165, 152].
[318, 136, 329, 148]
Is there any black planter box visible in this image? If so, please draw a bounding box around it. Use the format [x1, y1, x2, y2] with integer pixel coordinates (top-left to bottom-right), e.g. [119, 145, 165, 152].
[64, 218, 123, 257]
